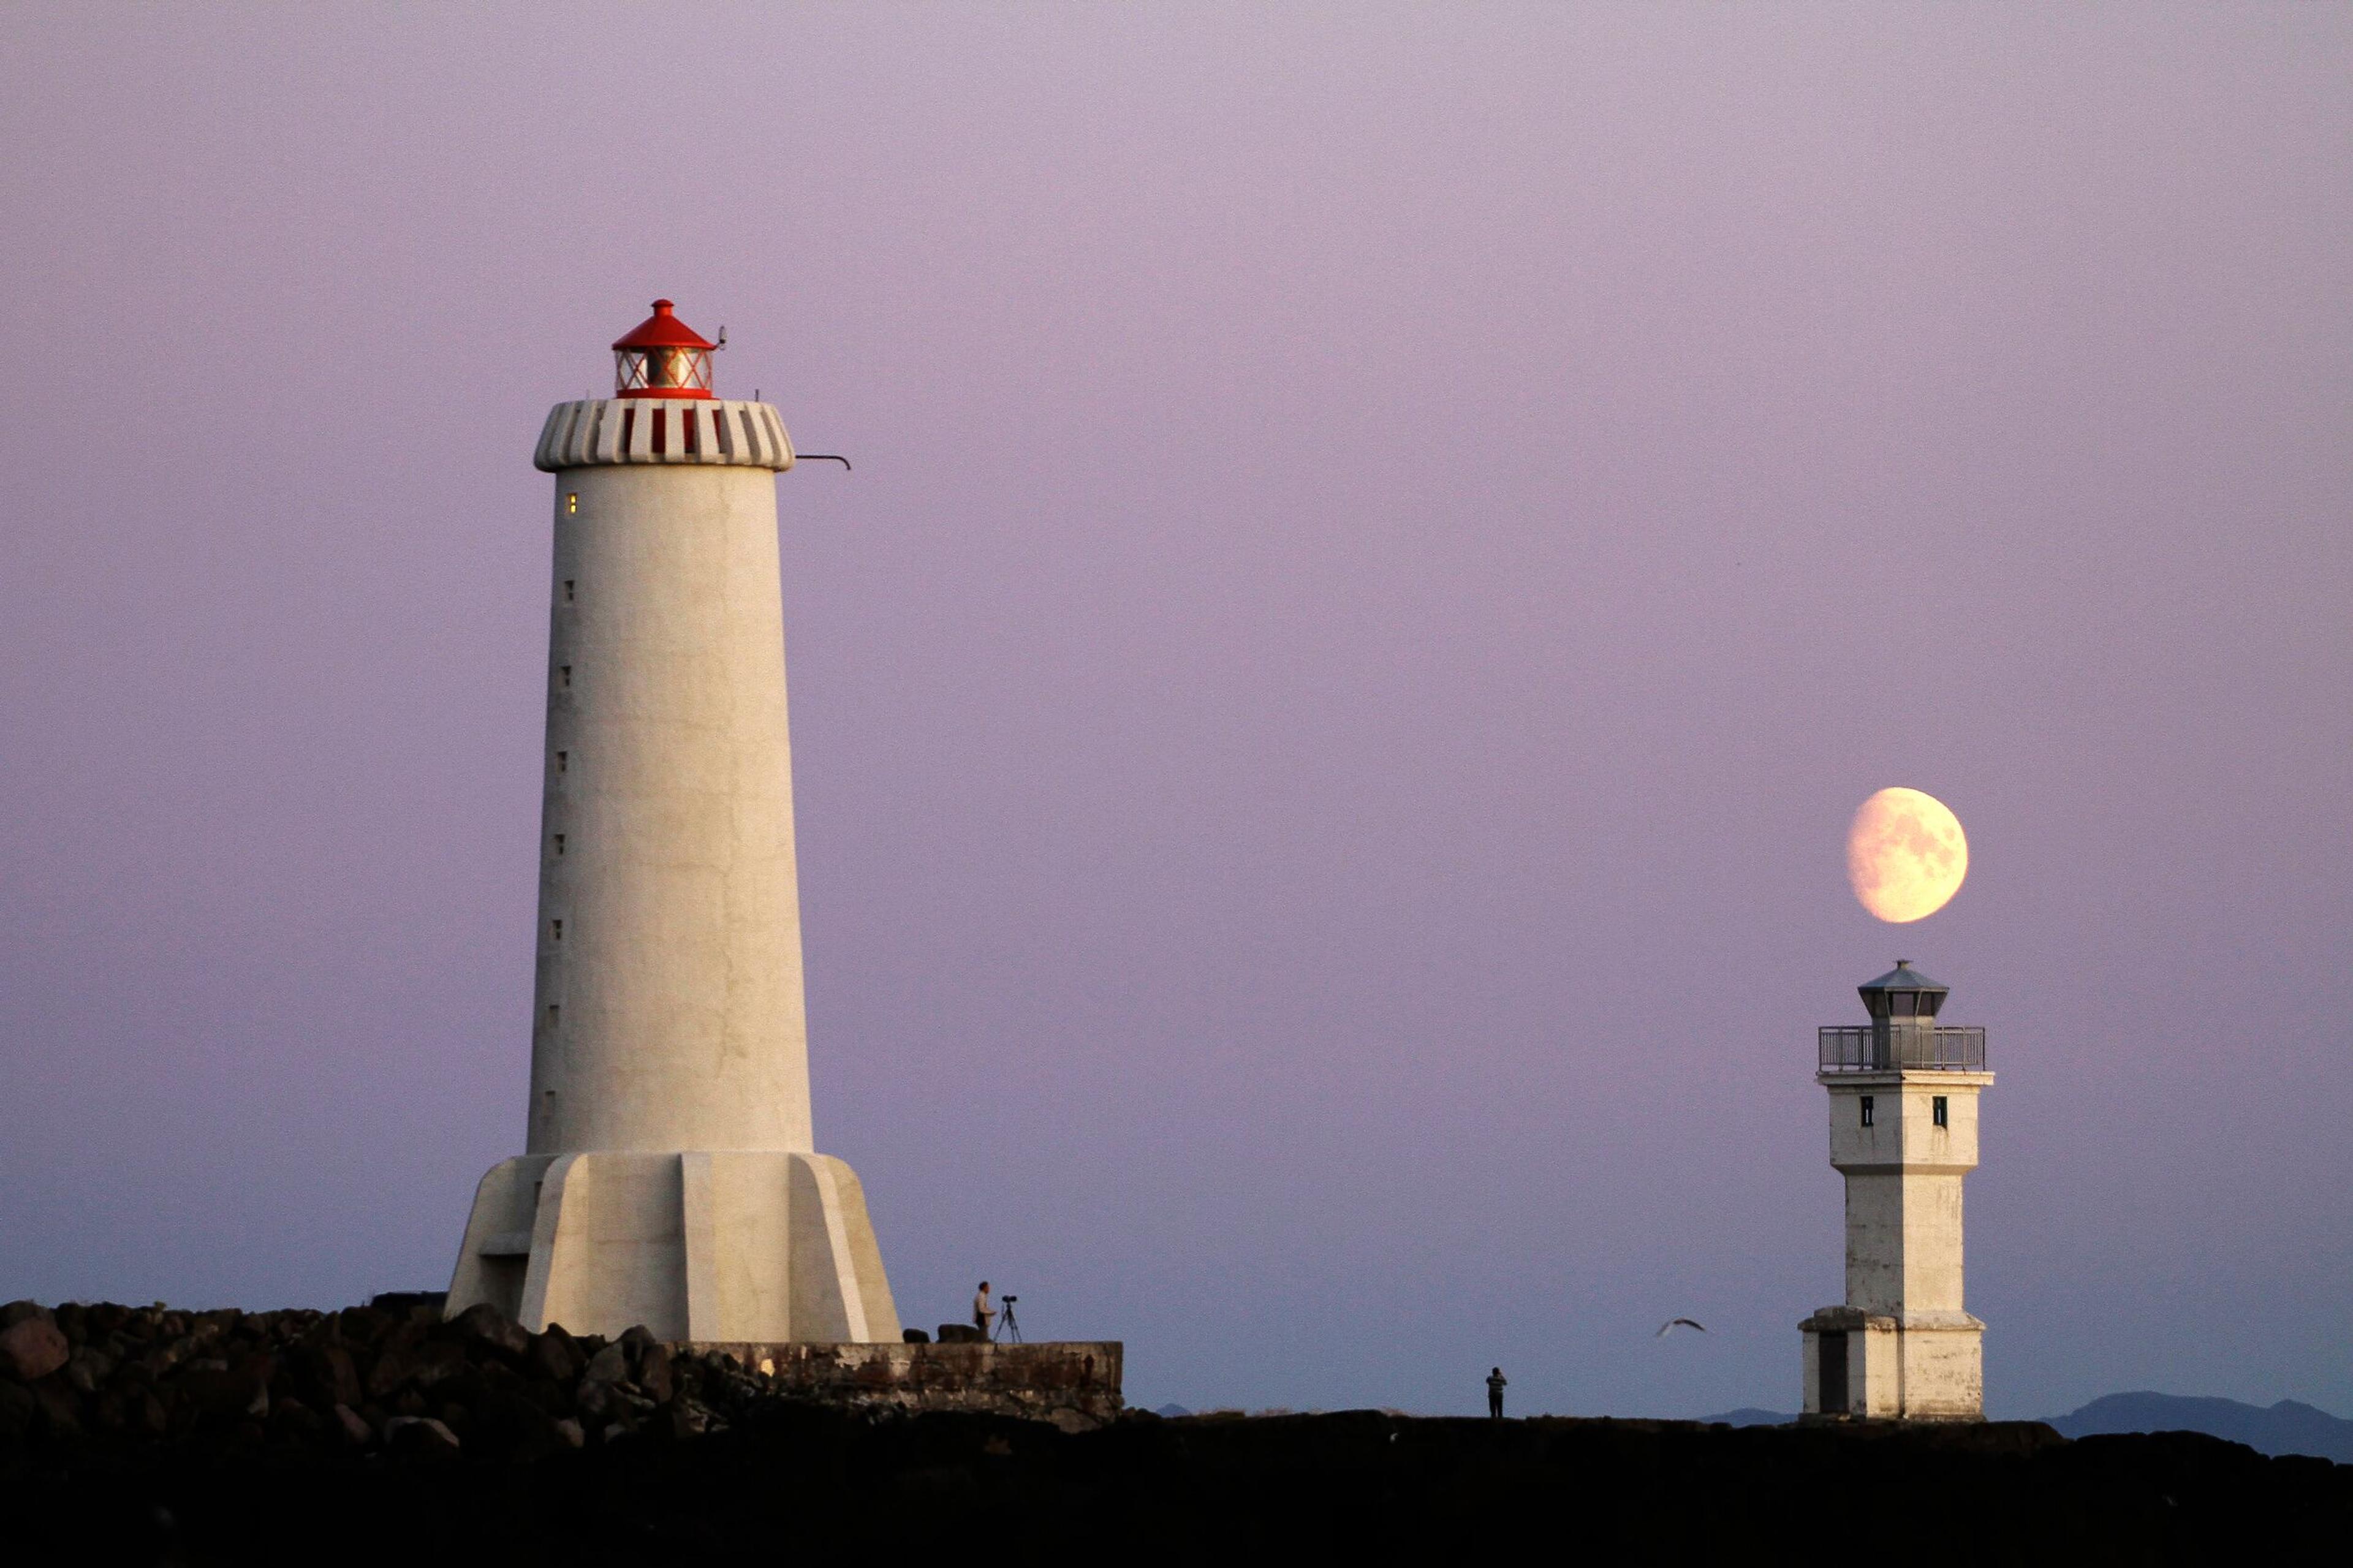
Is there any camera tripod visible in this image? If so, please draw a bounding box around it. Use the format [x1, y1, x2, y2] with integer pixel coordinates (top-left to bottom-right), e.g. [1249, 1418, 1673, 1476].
[993, 1295, 1023, 1343]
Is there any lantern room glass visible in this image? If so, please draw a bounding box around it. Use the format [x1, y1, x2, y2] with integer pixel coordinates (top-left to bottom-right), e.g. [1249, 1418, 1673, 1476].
[615, 346, 714, 397]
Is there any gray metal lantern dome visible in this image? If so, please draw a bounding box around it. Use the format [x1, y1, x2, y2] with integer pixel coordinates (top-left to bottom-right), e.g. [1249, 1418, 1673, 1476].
[1858, 960, 1949, 1020]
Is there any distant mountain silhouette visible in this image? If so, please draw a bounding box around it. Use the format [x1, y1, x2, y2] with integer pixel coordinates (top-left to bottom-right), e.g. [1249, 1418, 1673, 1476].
[1703, 1408, 1796, 1428]
[1698, 1393, 2352, 1463]
[2034, 1393, 2353, 1463]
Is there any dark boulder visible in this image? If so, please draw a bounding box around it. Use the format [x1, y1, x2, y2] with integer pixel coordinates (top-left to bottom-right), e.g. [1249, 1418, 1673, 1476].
[63, 1346, 112, 1395]
[447, 1301, 531, 1358]
[411, 1338, 469, 1391]
[0, 1316, 70, 1382]
[294, 1343, 362, 1408]
[170, 1360, 269, 1422]
[469, 1388, 572, 1462]
[29, 1374, 86, 1437]
[637, 1342, 675, 1403]
[268, 1396, 326, 1445]
[581, 1343, 629, 1387]
[363, 1320, 427, 1398]
[528, 1327, 583, 1383]
[332, 1403, 373, 1447]
[383, 1415, 461, 1459]
[336, 1306, 388, 1344]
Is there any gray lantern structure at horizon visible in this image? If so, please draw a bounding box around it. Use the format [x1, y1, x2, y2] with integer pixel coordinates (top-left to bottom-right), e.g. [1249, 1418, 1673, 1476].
[1800, 961, 1992, 1420]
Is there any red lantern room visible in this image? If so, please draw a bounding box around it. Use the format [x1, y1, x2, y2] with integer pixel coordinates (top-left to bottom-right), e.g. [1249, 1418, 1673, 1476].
[612, 299, 716, 399]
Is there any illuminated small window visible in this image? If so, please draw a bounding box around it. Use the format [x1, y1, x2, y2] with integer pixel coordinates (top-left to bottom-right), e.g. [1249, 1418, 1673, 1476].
[566, 493, 579, 515]
[1860, 1095, 1875, 1127]
[1933, 1096, 1949, 1129]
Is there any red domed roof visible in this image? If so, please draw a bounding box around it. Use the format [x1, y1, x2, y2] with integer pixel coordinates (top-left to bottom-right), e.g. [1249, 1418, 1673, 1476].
[611, 300, 716, 352]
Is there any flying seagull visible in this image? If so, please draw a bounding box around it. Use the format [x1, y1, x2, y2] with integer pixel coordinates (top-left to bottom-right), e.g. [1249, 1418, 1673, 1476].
[1656, 1318, 1707, 1338]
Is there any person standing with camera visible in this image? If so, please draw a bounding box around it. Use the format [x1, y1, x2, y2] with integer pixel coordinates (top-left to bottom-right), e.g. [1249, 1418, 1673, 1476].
[973, 1281, 995, 1338]
[1487, 1367, 1508, 1420]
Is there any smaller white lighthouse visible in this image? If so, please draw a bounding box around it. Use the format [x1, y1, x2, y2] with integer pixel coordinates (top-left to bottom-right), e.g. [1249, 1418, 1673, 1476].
[1801, 962, 1992, 1420]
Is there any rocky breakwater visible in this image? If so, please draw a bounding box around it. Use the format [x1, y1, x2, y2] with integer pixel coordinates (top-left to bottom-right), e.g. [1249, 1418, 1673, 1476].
[0, 1298, 835, 1461]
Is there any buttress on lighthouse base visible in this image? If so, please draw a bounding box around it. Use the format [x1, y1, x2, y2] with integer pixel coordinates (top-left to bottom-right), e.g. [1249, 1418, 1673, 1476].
[450, 1150, 895, 1343]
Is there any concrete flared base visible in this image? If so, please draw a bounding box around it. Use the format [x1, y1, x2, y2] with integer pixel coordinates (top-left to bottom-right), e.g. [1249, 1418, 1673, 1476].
[1800, 1307, 1984, 1422]
[444, 1151, 901, 1343]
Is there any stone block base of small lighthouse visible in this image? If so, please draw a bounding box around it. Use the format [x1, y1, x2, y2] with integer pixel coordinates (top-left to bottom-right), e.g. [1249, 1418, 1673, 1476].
[447, 1151, 898, 1344]
[1800, 1308, 1984, 1423]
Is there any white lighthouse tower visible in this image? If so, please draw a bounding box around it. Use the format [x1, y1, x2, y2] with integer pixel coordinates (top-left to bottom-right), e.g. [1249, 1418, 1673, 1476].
[444, 301, 900, 1344]
[1800, 962, 1991, 1420]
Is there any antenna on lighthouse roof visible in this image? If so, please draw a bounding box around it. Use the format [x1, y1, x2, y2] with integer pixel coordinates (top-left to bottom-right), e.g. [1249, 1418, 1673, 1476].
[716, 326, 727, 349]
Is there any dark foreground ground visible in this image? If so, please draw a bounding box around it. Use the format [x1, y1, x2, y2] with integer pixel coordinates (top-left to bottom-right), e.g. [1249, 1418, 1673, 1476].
[4, 1301, 2348, 1562]
[11, 1406, 2353, 1564]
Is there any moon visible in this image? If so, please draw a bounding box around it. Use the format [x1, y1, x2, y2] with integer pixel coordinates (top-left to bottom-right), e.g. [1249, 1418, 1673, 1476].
[1847, 788, 1968, 923]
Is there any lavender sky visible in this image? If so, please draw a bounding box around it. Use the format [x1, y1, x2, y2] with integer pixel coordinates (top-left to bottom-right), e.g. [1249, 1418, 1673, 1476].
[2, 5, 2347, 1420]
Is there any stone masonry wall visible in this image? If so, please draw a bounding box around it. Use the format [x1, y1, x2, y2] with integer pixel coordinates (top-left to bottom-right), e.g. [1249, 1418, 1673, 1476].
[699, 1341, 1122, 1430]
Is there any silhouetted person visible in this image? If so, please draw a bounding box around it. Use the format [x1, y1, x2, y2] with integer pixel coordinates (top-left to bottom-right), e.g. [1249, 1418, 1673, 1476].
[1487, 1366, 1507, 1420]
[973, 1281, 996, 1337]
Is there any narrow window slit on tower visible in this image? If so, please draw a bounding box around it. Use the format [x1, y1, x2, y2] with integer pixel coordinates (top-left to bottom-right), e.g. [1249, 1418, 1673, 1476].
[553, 834, 565, 855]
[564, 580, 575, 603]
[621, 406, 636, 452]
[565, 493, 578, 515]
[1859, 1095, 1875, 1127]
[1933, 1096, 1949, 1129]
[551, 920, 563, 942]
[651, 406, 668, 455]
[559, 666, 572, 689]
[556, 751, 568, 774]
